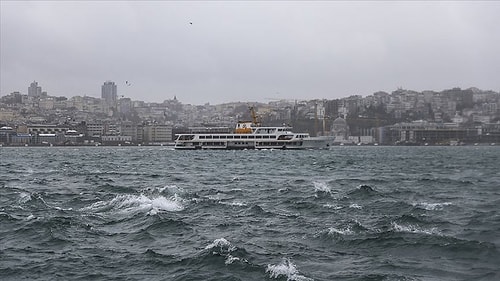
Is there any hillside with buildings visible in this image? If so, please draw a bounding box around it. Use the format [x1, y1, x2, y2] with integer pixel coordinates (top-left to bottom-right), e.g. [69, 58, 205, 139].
[1, 81, 499, 146]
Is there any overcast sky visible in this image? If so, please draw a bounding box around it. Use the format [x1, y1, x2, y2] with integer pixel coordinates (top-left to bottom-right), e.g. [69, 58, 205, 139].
[1, 1, 499, 105]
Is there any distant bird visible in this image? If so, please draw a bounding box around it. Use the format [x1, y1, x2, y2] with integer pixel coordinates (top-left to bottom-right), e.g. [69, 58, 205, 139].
[125, 81, 131, 86]
[189, 22, 193, 25]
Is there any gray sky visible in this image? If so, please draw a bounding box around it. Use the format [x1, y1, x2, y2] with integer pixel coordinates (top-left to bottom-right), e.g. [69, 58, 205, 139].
[1, 1, 499, 105]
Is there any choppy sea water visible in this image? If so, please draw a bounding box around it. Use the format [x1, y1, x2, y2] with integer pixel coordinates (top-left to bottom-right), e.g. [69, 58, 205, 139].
[1, 146, 499, 281]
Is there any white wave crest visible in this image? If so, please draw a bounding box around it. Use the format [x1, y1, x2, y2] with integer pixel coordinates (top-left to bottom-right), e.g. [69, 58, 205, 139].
[413, 202, 452, 211]
[313, 181, 331, 193]
[162, 185, 185, 195]
[205, 238, 235, 251]
[25, 214, 36, 221]
[18, 192, 32, 204]
[224, 254, 240, 265]
[323, 203, 343, 210]
[221, 201, 247, 207]
[349, 203, 362, 209]
[266, 258, 313, 281]
[328, 226, 354, 236]
[204, 238, 248, 265]
[82, 194, 184, 216]
[391, 222, 441, 236]
[144, 185, 184, 196]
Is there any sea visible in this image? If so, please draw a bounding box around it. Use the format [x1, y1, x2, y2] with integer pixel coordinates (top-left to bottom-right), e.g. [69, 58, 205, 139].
[1, 146, 499, 281]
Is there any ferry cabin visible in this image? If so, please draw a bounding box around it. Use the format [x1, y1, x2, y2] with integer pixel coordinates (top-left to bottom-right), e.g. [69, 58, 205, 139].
[174, 126, 310, 150]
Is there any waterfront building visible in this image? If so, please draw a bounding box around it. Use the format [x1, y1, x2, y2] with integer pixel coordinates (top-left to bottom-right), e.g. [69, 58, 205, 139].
[385, 121, 479, 145]
[25, 124, 69, 135]
[86, 121, 105, 137]
[120, 122, 139, 142]
[11, 133, 31, 145]
[0, 126, 16, 144]
[143, 124, 172, 144]
[101, 135, 132, 145]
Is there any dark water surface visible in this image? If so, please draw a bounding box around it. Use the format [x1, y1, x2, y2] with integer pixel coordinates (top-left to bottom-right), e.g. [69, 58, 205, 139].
[1, 146, 499, 280]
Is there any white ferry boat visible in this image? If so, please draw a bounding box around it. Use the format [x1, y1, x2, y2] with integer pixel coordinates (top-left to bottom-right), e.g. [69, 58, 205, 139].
[174, 108, 334, 150]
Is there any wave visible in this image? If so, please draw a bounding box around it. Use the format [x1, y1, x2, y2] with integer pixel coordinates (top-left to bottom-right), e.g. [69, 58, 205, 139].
[13, 191, 73, 212]
[205, 237, 235, 251]
[266, 258, 313, 281]
[328, 226, 354, 236]
[166, 237, 317, 280]
[347, 184, 379, 199]
[391, 222, 442, 236]
[247, 204, 273, 216]
[18, 192, 32, 204]
[81, 193, 184, 217]
[323, 203, 343, 210]
[313, 181, 333, 194]
[203, 238, 253, 267]
[220, 201, 248, 207]
[412, 201, 452, 211]
[349, 203, 363, 209]
[325, 220, 370, 238]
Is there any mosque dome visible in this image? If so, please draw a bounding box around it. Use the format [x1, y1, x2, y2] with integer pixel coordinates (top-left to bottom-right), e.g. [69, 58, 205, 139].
[331, 117, 349, 140]
[332, 117, 347, 126]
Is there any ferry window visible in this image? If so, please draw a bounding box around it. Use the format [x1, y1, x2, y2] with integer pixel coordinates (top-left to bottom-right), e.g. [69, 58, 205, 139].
[234, 136, 240, 139]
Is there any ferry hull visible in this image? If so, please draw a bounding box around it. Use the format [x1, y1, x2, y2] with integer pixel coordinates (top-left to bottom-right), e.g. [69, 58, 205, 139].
[174, 137, 334, 150]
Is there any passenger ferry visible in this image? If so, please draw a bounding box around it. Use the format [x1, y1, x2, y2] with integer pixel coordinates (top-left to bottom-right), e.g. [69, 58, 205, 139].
[174, 108, 334, 150]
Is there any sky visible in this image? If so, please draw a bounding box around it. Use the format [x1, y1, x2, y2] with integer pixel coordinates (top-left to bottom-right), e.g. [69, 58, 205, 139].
[1, 1, 499, 105]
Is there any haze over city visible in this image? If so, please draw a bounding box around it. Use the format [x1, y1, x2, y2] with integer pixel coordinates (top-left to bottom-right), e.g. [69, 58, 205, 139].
[1, 1, 499, 105]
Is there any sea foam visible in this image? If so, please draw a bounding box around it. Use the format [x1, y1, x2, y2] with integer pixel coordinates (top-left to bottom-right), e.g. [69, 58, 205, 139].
[18, 192, 32, 204]
[413, 202, 452, 211]
[391, 222, 441, 236]
[82, 193, 184, 216]
[205, 238, 247, 265]
[266, 258, 313, 281]
[349, 203, 362, 209]
[328, 226, 354, 236]
[205, 237, 234, 251]
[313, 181, 332, 194]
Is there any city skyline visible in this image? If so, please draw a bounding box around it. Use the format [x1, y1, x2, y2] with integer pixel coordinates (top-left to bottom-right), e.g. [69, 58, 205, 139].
[3, 79, 499, 106]
[1, 1, 500, 105]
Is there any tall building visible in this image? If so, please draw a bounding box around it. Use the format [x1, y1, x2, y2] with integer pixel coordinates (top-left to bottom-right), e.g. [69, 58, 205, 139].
[101, 81, 117, 106]
[28, 81, 42, 97]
